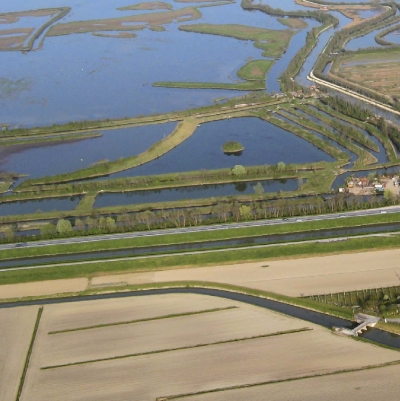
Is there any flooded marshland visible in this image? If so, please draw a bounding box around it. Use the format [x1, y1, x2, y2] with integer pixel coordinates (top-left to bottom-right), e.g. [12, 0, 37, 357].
[0, 0, 399, 214]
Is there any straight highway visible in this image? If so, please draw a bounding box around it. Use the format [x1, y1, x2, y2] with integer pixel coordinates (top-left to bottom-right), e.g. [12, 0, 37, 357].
[1, 205, 399, 251]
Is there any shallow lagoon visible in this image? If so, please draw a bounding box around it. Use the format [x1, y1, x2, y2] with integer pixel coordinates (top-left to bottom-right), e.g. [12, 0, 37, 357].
[107, 117, 335, 179]
[0, 123, 176, 180]
[0, 0, 300, 127]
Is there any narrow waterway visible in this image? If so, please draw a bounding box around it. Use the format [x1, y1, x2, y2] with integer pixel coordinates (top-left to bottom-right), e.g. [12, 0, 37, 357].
[3, 222, 400, 269]
[0, 288, 398, 348]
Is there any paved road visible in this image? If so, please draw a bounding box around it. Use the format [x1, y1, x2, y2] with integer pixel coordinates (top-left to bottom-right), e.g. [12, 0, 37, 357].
[1, 230, 398, 273]
[1, 205, 399, 251]
[308, 70, 400, 117]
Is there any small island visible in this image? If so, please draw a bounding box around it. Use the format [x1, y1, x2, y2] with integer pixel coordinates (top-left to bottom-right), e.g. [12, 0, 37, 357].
[222, 141, 244, 155]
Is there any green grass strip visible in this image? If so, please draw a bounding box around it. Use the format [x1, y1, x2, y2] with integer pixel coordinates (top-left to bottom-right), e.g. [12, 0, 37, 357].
[2, 234, 400, 286]
[48, 306, 237, 335]
[4, 213, 399, 261]
[15, 307, 43, 401]
[41, 327, 312, 370]
[153, 80, 265, 90]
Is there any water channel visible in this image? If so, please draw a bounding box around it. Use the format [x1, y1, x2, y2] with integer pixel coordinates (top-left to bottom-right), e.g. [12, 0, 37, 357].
[0, 196, 82, 216]
[94, 178, 299, 208]
[0, 288, 398, 348]
[3, 221, 400, 268]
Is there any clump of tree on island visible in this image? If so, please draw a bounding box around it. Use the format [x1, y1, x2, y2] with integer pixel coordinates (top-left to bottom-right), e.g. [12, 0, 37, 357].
[222, 141, 244, 154]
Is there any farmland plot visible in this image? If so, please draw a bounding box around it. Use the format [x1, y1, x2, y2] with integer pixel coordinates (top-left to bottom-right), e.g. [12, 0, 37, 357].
[0, 306, 39, 401]
[16, 294, 400, 401]
[176, 364, 400, 401]
[42, 293, 237, 332]
[39, 305, 309, 367]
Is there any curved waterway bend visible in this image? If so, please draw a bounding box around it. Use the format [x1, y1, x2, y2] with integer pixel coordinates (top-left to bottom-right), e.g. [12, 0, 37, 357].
[0, 288, 399, 348]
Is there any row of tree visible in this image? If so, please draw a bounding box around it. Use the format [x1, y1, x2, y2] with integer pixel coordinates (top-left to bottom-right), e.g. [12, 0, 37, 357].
[2, 193, 398, 242]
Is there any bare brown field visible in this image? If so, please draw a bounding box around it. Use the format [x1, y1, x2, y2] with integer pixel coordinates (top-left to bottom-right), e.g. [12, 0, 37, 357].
[39, 304, 308, 367]
[176, 364, 400, 401]
[47, 7, 202, 37]
[0, 277, 88, 300]
[41, 293, 233, 332]
[21, 313, 400, 401]
[2, 249, 400, 301]
[0, 306, 39, 401]
[339, 61, 400, 98]
[91, 248, 400, 297]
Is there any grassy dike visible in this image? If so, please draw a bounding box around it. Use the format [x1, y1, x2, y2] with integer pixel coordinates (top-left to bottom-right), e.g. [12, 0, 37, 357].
[1, 213, 400, 262]
[275, 107, 377, 168]
[153, 59, 274, 91]
[15, 98, 284, 190]
[240, 0, 339, 92]
[293, 104, 379, 152]
[257, 111, 349, 163]
[310, 100, 398, 163]
[1, 233, 400, 286]
[178, 24, 295, 58]
[16, 118, 199, 185]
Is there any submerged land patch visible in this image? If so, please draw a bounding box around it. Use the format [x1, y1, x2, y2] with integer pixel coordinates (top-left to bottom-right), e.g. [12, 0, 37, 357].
[154, 24, 294, 90]
[0, 8, 70, 51]
[46, 7, 202, 38]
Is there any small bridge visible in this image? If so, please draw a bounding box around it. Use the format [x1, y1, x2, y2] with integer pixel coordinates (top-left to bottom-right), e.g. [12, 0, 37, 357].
[335, 313, 381, 337]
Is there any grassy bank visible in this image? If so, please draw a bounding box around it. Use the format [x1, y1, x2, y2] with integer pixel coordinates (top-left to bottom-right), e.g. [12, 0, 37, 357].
[178, 24, 295, 58]
[1, 212, 400, 261]
[154, 59, 274, 91]
[1, 234, 400, 285]
[17, 118, 198, 185]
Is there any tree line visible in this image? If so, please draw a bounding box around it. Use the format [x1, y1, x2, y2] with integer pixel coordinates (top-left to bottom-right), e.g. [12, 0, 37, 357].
[1, 193, 398, 242]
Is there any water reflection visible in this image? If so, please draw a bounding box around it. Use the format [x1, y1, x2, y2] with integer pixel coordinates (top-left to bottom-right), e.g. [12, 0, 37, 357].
[0, 123, 176, 180]
[94, 178, 299, 208]
[105, 117, 334, 179]
[0, 196, 82, 216]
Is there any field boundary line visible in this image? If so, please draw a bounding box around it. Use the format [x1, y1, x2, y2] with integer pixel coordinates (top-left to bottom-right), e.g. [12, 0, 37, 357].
[48, 306, 238, 334]
[158, 359, 400, 400]
[41, 328, 312, 370]
[15, 307, 43, 401]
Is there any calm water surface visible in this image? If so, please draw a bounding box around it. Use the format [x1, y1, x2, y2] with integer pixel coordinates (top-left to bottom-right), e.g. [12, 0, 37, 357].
[94, 178, 299, 208]
[0, 196, 81, 216]
[106, 117, 334, 179]
[0, 123, 176, 180]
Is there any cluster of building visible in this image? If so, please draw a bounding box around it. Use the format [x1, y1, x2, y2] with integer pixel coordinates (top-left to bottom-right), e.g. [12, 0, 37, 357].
[343, 175, 400, 195]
